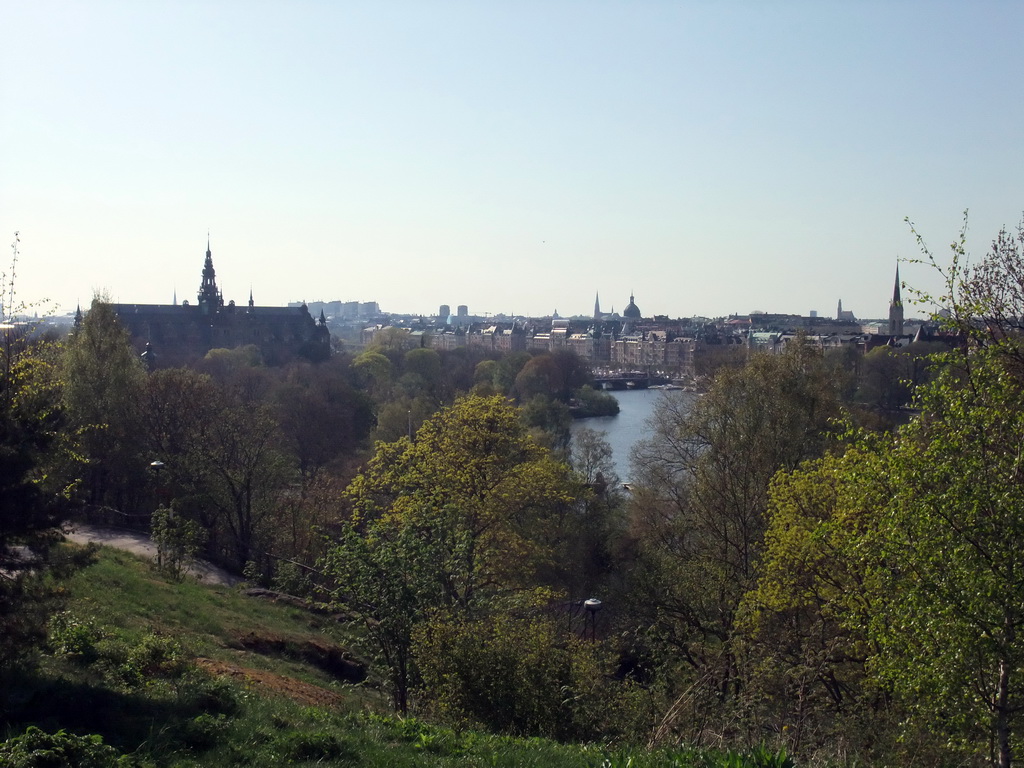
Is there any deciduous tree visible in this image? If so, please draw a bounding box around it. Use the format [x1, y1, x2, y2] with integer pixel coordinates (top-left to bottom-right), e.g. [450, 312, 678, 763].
[626, 341, 846, 726]
[321, 394, 584, 711]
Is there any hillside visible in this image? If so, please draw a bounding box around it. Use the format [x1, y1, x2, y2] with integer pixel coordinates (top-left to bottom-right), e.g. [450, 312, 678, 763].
[0, 544, 793, 767]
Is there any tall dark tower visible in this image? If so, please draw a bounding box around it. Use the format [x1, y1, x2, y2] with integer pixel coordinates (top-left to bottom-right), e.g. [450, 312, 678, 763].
[888, 265, 904, 336]
[198, 237, 223, 314]
[594, 291, 601, 322]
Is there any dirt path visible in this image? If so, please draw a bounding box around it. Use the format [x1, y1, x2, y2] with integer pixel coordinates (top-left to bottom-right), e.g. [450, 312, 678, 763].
[65, 523, 242, 587]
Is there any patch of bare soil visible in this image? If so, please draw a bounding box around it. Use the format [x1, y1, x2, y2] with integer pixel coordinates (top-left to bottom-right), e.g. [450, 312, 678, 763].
[195, 657, 343, 708]
[226, 631, 368, 684]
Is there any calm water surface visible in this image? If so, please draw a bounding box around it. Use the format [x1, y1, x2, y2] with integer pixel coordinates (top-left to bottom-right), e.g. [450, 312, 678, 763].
[571, 389, 695, 482]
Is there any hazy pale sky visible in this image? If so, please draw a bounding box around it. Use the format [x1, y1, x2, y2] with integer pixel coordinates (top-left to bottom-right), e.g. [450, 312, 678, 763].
[3, 1, 1023, 320]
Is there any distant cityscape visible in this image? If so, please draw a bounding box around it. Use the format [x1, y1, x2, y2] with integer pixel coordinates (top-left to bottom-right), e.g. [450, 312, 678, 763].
[12, 244, 944, 379]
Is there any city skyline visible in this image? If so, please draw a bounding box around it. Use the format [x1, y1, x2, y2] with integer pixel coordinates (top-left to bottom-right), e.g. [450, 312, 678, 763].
[3, 2, 1024, 319]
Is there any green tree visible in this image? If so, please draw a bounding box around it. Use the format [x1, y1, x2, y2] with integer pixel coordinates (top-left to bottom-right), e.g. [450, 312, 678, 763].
[858, 346, 1024, 767]
[519, 393, 571, 450]
[272, 360, 373, 483]
[492, 351, 532, 394]
[61, 299, 147, 517]
[573, 384, 619, 417]
[741, 447, 891, 757]
[321, 394, 584, 711]
[150, 503, 204, 581]
[200, 400, 290, 571]
[626, 341, 846, 726]
[0, 336, 77, 667]
[472, 359, 498, 394]
[0, 238, 88, 669]
[401, 347, 442, 399]
[351, 349, 393, 399]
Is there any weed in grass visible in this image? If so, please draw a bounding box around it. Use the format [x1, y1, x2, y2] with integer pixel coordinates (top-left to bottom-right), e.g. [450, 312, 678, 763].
[47, 611, 104, 662]
[177, 713, 228, 750]
[273, 729, 356, 762]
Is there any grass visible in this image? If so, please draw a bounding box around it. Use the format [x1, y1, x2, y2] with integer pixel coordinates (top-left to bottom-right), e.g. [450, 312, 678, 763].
[0, 544, 796, 767]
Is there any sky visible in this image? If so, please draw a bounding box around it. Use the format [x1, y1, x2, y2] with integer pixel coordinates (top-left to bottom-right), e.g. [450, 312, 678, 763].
[3, 1, 1024, 321]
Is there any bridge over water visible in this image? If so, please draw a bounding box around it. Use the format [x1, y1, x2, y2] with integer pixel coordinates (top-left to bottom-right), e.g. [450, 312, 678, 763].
[591, 372, 670, 390]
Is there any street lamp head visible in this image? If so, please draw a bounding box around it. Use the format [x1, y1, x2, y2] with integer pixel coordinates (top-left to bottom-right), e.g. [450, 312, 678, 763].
[149, 460, 165, 471]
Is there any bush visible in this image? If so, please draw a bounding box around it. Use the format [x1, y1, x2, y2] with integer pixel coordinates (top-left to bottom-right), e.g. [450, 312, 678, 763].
[414, 611, 653, 742]
[47, 611, 102, 661]
[573, 385, 620, 418]
[0, 726, 133, 767]
[95, 631, 189, 690]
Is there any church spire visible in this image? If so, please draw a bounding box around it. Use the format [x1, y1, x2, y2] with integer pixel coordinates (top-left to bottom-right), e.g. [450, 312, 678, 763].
[198, 237, 222, 313]
[594, 291, 601, 321]
[889, 263, 904, 336]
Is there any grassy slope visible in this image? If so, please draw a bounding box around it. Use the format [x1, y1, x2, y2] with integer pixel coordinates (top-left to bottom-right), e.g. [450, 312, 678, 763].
[0, 546, 790, 767]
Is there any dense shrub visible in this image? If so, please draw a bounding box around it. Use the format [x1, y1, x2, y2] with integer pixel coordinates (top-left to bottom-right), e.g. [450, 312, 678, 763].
[0, 726, 133, 768]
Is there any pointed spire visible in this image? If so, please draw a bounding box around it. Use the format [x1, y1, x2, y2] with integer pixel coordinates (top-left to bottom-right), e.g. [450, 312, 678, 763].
[594, 291, 601, 320]
[198, 236, 222, 312]
[889, 262, 905, 335]
[248, 286, 254, 309]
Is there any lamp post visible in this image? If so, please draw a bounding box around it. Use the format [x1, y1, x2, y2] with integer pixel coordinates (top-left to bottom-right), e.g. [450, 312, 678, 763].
[149, 461, 167, 504]
[583, 597, 602, 642]
[149, 460, 166, 566]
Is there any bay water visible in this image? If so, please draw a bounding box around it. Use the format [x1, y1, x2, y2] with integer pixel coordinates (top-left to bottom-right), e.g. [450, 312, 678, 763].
[570, 388, 695, 483]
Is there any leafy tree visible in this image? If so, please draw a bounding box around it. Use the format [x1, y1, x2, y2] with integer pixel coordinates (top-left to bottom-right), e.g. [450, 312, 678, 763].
[61, 299, 148, 517]
[564, 427, 625, 597]
[519, 394, 572, 450]
[199, 399, 290, 571]
[402, 347, 442, 398]
[855, 341, 945, 417]
[570, 426, 619, 491]
[0, 241, 89, 670]
[514, 355, 560, 401]
[492, 351, 532, 394]
[908, 212, 1022, 363]
[750, 342, 1024, 765]
[195, 345, 274, 406]
[351, 349, 393, 399]
[321, 394, 584, 711]
[0, 335, 78, 668]
[271, 360, 373, 483]
[369, 327, 412, 353]
[150, 503, 204, 581]
[626, 341, 846, 721]
[573, 384, 619, 417]
[741, 447, 891, 757]
[856, 345, 1024, 767]
[372, 395, 436, 443]
[472, 359, 498, 394]
[514, 351, 591, 404]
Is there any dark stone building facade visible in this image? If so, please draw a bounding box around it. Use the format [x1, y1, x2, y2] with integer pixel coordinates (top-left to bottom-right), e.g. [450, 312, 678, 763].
[109, 242, 330, 367]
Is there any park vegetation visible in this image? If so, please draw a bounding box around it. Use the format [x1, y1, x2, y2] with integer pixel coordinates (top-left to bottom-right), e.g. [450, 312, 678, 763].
[4, 217, 1024, 765]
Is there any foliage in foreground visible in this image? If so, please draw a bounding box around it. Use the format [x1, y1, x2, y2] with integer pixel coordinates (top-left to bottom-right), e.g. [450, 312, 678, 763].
[0, 547, 794, 768]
